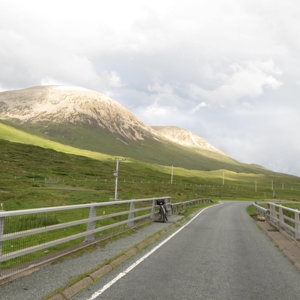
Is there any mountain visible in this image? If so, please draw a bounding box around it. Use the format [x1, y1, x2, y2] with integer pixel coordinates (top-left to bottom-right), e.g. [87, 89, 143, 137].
[0, 85, 158, 142]
[152, 126, 224, 154]
[0, 85, 270, 174]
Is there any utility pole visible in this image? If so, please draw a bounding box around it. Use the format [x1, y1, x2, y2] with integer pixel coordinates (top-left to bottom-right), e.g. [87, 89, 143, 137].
[170, 165, 174, 184]
[271, 179, 274, 191]
[112, 158, 124, 200]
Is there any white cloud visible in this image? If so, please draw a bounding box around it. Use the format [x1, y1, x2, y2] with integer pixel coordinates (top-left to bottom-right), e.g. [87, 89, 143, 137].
[146, 83, 184, 107]
[189, 60, 282, 108]
[192, 102, 207, 112]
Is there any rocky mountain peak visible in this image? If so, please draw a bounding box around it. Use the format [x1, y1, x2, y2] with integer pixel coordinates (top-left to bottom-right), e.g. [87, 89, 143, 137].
[0, 85, 157, 141]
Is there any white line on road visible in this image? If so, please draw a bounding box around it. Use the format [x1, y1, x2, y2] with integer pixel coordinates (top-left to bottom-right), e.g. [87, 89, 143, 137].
[86, 202, 223, 300]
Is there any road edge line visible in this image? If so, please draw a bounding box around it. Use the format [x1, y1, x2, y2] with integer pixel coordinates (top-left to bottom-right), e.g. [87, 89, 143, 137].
[46, 202, 222, 300]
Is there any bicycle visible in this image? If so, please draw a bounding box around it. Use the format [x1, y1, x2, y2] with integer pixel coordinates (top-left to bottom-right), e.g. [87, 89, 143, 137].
[156, 199, 168, 223]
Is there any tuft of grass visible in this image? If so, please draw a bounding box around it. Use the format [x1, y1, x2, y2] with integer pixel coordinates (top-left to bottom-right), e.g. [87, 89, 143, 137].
[246, 205, 257, 217]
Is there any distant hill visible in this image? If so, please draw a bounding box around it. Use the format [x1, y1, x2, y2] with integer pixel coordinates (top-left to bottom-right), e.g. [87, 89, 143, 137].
[152, 126, 224, 154]
[0, 85, 271, 174]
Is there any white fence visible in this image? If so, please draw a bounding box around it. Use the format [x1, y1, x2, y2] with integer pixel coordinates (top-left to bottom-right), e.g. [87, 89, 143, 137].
[0, 197, 212, 281]
[170, 198, 212, 214]
[0, 197, 170, 263]
[253, 202, 300, 240]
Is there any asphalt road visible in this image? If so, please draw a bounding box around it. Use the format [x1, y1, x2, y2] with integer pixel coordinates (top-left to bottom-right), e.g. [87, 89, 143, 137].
[75, 201, 300, 300]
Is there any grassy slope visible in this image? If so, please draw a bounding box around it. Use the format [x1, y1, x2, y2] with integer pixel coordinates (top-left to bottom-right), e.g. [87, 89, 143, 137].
[2, 120, 271, 174]
[0, 122, 112, 160]
[1, 137, 300, 212]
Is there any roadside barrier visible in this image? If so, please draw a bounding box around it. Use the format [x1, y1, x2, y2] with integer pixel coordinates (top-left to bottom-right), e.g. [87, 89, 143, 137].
[0, 196, 170, 281]
[253, 202, 300, 240]
[0, 196, 212, 282]
[169, 198, 213, 214]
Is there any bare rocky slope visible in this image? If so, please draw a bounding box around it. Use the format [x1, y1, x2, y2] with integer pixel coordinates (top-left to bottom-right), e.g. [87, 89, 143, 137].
[0, 85, 270, 173]
[152, 126, 224, 154]
[0, 85, 158, 143]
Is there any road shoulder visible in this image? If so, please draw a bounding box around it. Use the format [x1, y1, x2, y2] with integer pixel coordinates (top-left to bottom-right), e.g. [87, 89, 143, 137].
[257, 220, 300, 270]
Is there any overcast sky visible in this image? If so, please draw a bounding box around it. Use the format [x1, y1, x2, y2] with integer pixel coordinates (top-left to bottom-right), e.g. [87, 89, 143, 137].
[0, 0, 300, 176]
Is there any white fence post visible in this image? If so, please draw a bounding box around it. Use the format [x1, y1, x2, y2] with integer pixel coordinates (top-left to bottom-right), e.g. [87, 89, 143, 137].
[165, 199, 172, 215]
[85, 204, 96, 242]
[269, 203, 275, 223]
[127, 201, 135, 227]
[295, 211, 300, 240]
[0, 216, 4, 256]
[278, 206, 284, 227]
[151, 200, 156, 220]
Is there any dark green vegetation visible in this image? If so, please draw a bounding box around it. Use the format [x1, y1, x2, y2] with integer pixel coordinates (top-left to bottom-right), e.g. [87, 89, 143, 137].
[2, 119, 272, 174]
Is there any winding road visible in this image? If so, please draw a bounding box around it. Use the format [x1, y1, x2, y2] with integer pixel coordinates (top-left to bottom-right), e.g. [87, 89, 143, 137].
[75, 201, 300, 300]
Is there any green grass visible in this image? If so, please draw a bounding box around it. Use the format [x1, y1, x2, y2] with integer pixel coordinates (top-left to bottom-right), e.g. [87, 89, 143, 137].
[246, 205, 257, 217]
[0, 122, 112, 161]
[281, 203, 300, 210]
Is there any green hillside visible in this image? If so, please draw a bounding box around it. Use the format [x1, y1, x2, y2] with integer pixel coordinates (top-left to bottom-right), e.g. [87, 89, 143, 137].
[1, 137, 300, 212]
[0, 122, 112, 161]
[1, 120, 271, 174]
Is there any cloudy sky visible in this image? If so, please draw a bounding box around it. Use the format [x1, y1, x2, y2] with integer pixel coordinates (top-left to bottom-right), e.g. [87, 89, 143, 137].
[0, 0, 300, 176]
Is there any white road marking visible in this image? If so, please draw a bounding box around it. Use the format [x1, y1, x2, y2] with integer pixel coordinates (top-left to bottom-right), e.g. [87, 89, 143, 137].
[86, 202, 223, 300]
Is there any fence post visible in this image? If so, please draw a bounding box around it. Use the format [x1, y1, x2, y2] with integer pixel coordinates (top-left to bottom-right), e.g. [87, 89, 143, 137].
[151, 200, 156, 220]
[269, 203, 275, 223]
[127, 201, 135, 227]
[295, 211, 300, 240]
[85, 204, 96, 242]
[166, 198, 171, 215]
[279, 206, 284, 227]
[170, 204, 174, 215]
[0, 215, 4, 256]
